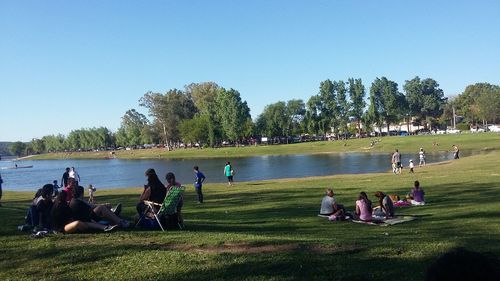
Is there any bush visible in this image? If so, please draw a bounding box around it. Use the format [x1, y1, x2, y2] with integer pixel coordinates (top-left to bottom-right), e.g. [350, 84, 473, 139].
[456, 123, 469, 131]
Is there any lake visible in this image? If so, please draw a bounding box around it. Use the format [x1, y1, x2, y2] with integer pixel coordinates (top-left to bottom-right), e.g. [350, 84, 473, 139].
[0, 151, 465, 191]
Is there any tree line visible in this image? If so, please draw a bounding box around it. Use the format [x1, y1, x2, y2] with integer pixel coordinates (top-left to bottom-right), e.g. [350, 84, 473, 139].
[9, 79, 499, 156]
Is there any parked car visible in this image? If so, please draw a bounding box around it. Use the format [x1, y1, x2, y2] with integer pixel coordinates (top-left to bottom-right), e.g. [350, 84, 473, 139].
[446, 128, 461, 134]
[488, 125, 500, 132]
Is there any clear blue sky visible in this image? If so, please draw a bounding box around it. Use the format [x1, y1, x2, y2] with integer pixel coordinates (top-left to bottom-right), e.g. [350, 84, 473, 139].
[1, 0, 499, 142]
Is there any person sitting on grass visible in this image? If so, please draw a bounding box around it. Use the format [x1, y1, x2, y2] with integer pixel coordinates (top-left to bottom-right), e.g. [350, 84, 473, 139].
[319, 188, 345, 220]
[51, 191, 116, 233]
[373, 191, 394, 218]
[409, 180, 425, 205]
[137, 168, 166, 217]
[35, 184, 54, 230]
[70, 185, 129, 229]
[355, 192, 372, 222]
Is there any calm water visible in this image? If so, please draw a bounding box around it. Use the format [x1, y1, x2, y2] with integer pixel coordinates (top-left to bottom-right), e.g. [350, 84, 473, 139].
[0, 151, 467, 191]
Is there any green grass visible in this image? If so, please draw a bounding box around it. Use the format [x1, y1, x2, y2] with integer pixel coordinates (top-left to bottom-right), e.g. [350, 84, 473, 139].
[1, 149, 500, 280]
[30, 133, 500, 160]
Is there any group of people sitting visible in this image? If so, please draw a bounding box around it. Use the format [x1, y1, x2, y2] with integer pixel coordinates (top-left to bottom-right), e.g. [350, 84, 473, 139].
[25, 178, 129, 234]
[22, 168, 185, 234]
[319, 180, 425, 222]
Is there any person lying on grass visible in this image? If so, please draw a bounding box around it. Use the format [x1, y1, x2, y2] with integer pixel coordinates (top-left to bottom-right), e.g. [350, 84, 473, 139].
[373, 191, 394, 219]
[51, 191, 116, 233]
[70, 185, 129, 229]
[355, 192, 372, 222]
[319, 188, 345, 220]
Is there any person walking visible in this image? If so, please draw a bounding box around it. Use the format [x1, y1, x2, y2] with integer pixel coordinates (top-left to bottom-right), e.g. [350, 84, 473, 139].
[193, 166, 206, 203]
[224, 161, 234, 186]
[392, 149, 402, 174]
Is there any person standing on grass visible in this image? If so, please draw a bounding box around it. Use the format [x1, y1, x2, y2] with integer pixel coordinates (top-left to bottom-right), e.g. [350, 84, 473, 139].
[419, 148, 426, 167]
[392, 149, 402, 174]
[69, 167, 81, 185]
[224, 161, 234, 186]
[193, 166, 205, 204]
[61, 167, 70, 187]
[452, 145, 460, 159]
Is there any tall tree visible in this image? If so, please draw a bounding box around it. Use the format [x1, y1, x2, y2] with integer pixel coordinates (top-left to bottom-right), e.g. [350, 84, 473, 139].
[140, 89, 196, 146]
[370, 77, 406, 133]
[454, 82, 500, 125]
[179, 114, 210, 144]
[476, 88, 500, 125]
[185, 82, 222, 147]
[314, 79, 337, 136]
[257, 101, 288, 139]
[335, 80, 349, 138]
[348, 78, 366, 137]
[215, 88, 251, 143]
[286, 99, 306, 137]
[404, 76, 447, 128]
[118, 109, 151, 146]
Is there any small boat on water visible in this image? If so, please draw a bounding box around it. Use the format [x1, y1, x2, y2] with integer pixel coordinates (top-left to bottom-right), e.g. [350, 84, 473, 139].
[1, 165, 34, 170]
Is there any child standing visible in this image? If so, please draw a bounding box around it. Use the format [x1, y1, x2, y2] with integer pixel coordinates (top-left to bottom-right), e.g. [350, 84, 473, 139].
[409, 160, 414, 173]
[88, 184, 96, 203]
[193, 166, 206, 204]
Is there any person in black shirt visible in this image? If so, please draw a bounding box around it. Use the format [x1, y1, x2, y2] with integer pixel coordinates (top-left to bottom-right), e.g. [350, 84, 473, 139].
[52, 191, 115, 233]
[137, 168, 166, 215]
[70, 186, 129, 228]
[61, 167, 70, 187]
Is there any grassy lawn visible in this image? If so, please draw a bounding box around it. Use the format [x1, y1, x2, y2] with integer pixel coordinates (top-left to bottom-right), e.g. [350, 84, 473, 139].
[30, 133, 500, 160]
[1, 149, 499, 280]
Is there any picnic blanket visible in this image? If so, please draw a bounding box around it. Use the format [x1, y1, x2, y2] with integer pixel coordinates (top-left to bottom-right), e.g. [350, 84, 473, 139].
[351, 216, 417, 226]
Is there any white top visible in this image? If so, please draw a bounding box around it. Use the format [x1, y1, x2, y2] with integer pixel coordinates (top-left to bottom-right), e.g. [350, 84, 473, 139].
[419, 151, 425, 159]
[69, 170, 80, 181]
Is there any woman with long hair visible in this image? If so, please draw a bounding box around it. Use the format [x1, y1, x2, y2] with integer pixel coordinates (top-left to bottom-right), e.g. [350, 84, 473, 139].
[355, 192, 372, 222]
[137, 168, 166, 215]
[373, 191, 394, 218]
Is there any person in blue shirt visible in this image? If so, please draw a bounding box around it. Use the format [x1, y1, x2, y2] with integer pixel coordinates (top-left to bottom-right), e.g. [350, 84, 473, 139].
[193, 166, 206, 203]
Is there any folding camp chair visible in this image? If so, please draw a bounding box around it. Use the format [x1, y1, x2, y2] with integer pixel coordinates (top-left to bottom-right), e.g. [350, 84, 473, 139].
[136, 185, 185, 231]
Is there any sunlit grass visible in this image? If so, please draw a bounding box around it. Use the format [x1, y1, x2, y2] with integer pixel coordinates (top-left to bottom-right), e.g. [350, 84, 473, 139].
[31, 133, 500, 160]
[1, 148, 499, 280]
